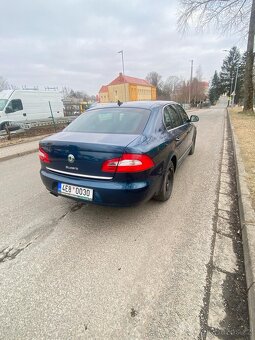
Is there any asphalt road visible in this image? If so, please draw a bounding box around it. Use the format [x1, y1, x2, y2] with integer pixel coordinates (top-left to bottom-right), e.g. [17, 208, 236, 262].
[0, 103, 248, 339]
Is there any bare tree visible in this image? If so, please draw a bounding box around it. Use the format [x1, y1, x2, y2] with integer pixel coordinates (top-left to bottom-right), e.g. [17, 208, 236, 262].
[0, 77, 10, 91]
[196, 65, 203, 81]
[162, 76, 183, 100]
[62, 87, 90, 101]
[146, 71, 162, 87]
[175, 81, 189, 104]
[191, 78, 206, 103]
[178, 0, 254, 113]
[62, 86, 72, 99]
[146, 72, 163, 97]
[192, 66, 206, 103]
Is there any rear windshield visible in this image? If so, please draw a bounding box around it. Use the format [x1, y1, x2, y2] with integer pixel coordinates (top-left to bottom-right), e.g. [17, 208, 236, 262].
[64, 107, 151, 134]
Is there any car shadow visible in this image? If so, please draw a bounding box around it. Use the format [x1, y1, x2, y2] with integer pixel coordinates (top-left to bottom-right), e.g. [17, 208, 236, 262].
[63, 197, 167, 233]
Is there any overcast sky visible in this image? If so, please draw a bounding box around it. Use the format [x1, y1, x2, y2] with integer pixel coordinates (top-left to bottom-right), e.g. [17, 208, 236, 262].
[0, 0, 246, 95]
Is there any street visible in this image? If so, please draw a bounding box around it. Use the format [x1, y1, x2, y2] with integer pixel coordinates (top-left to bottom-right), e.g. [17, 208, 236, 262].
[0, 104, 249, 339]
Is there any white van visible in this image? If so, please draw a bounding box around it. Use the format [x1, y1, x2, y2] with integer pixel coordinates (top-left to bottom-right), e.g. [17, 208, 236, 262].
[0, 89, 64, 130]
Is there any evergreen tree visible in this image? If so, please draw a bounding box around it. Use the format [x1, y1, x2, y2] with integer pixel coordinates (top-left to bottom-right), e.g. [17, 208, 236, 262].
[178, 0, 254, 112]
[209, 71, 221, 104]
[219, 47, 243, 104]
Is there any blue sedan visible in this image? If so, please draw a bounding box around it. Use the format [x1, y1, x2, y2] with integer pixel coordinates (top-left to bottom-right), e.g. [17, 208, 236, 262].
[39, 101, 199, 206]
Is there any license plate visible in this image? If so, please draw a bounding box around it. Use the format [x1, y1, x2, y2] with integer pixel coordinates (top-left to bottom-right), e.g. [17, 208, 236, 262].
[58, 183, 93, 201]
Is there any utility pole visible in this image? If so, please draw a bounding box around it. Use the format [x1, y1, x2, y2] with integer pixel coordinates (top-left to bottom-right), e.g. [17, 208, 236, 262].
[188, 59, 194, 106]
[118, 50, 126, 102]
[118, 50, 125, 75]
[231, 65, 239, 108]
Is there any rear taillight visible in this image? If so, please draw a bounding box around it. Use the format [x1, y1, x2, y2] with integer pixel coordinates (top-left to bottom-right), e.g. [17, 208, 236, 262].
[102, 153, 154, 173]
[39, 147, 51, 163]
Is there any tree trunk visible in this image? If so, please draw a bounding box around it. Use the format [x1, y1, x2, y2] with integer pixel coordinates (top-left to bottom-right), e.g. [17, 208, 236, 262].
[243, 0, 255, 112]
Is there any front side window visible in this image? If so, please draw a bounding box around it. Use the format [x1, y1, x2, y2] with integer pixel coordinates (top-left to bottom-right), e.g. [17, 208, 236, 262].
[6, 99, 23, 113]
[166, 106, 182, 129]
[65, 108, 151, 134]
[173, 104, 189, 124]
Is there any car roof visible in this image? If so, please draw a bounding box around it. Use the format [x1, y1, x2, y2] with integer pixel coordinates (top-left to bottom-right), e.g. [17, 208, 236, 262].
[88, 100, 179, 111]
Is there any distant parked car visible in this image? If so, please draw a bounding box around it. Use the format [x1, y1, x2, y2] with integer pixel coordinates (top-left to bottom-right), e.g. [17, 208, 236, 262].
[39, 101, 199, 206]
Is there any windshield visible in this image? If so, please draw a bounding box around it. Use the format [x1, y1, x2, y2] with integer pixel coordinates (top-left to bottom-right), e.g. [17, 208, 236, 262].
[0, 99, 7, 111]
[64, 107, 151, 134]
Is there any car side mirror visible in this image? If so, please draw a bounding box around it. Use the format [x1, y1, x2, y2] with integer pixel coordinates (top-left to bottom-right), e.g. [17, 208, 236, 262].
[5, 107, 12, 114]
[190, 115, 199, 122]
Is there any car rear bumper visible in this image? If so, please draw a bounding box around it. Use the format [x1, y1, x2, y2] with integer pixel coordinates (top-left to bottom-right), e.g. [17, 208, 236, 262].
[40, 169, 160, 207]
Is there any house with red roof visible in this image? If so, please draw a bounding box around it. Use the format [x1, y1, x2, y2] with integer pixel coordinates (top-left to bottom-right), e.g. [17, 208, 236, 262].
[99, 73, 156, 103]
[99, 85, 109, 103]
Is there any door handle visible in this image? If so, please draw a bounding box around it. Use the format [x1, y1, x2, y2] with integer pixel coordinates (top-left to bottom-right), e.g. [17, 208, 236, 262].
[23, 113, 27, 117]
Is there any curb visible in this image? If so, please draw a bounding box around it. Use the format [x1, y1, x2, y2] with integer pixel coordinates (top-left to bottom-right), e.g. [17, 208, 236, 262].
[0, 148, 38, 162]
[0, 133, 50, 143]
[0, 134, 48, 163]
[228, 109, 255, 339]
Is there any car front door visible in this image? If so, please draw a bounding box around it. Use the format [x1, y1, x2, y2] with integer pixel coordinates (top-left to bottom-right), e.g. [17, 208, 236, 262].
[5, 99, 25, 122]
[164, 105, 188, 160]
[173, 104, 194, 150]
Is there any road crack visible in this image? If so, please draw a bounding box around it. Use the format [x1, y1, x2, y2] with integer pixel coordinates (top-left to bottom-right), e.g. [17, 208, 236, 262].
[0, 202, 81, 264]
[0, 242, 32, 263]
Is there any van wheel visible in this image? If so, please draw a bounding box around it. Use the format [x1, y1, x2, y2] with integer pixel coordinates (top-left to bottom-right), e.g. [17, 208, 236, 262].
[189, 135, 196, 155]
[154, 161, 174, 202]
[0, 122, 6, 131]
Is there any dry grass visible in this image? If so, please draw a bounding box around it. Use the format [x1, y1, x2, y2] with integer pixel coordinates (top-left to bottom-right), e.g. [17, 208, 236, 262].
[0, 124, 66, 148]
[0, 134, 50, 148]
[230, 107, 255, 210]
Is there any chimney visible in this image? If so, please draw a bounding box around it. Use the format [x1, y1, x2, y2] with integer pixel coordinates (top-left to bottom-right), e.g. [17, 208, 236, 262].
[119, 72, 123, 77]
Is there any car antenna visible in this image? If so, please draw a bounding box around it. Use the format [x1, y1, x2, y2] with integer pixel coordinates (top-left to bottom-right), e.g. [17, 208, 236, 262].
[117, 100, 123, 106]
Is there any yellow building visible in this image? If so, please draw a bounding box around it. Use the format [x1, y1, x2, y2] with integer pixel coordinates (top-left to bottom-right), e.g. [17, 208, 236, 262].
[98, 85, 109, 103]
[99, 73, 156, 103]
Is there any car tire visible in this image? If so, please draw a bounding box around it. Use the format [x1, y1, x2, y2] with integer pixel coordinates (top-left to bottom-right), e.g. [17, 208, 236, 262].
[189, 135, 196, 155]
[154, 160, 174, 202]
[0, 122, 6, 131]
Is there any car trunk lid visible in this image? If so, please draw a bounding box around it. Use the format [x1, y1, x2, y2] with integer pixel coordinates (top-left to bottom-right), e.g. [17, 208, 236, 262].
[40, 131, 139, 179]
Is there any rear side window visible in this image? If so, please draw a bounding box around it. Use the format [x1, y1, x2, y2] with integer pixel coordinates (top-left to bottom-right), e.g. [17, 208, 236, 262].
[65, 108, 151, 134]
[164, 105, 182, 129]
[173, 104, 189, 124]
[163, 107, 172, 129]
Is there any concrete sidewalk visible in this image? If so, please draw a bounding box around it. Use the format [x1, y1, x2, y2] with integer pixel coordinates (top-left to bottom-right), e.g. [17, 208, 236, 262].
[0, 139, 40, 162]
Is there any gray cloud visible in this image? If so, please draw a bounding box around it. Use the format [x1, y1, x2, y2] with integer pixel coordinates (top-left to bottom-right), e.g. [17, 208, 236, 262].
[0, 0, 243, 94]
